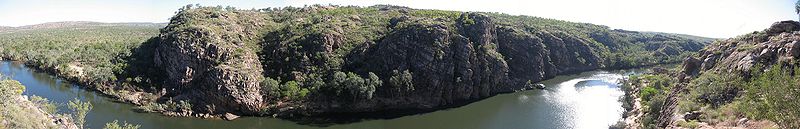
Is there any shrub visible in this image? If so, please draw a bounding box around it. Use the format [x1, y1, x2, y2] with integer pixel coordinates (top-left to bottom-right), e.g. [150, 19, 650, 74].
[103, 120, 141, 129]
[389, 70, 414, 97]
[29, 96, 58, 114]
[177, 100, 192, 112]
[0, 79, 55, 129]
[260, 77, 280, 98]
[687, 73, 742, 107]
[640, 86, 658, 102]
[280, 81, 301, 99]
[68, 98, 93, 129]
[739, 65, 800, 128]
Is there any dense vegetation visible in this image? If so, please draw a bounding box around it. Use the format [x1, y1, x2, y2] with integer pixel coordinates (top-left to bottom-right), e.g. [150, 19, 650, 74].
[0, 22, 163, 87]
[626, 65, 800, 128]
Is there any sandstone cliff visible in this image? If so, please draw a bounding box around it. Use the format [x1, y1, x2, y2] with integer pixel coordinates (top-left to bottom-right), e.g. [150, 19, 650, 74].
[146, 5, 711, 118]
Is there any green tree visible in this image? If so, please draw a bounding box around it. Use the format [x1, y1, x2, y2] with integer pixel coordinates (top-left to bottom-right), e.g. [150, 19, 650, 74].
[260, 77, 280, 97]
[68, 98, 93, 129]
[389, 70, 414, 97]
[365, 72, 382, 99]
[281, 81, 300, 99]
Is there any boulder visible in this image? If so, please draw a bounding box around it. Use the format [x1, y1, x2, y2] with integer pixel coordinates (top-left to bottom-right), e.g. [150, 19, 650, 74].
[681, 57, 701, 76]
[683, 111, 703, 120]
[766, 20, 800, 36]
[223, 113, 240, 121]
[534, 84, 546, 89]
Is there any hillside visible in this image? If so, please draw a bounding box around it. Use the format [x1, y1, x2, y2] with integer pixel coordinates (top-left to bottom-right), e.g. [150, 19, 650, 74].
[0, 5, 713, 120]
[622, 21, 800, 128]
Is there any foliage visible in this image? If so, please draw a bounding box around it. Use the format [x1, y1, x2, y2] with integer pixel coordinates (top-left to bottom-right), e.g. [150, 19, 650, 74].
[627, 74, 673, 129]
[640, 86, 658, 102]
[389, 70, 414, 97]
[29, 96, 58, 115]
[0, 22, 161, 84]
[321, 71, 382, 102]
[675, 120, 700, 129]
[103, 120, 141, 129]
[0, 79, 56, 129]
[260, 77, 281, 98]
[68, 98, 93, 129]
[738, 65, 800, 128]
[687, 73, 743, 107]
[280, 81, 302, 99]
[0, 80, 24, 101]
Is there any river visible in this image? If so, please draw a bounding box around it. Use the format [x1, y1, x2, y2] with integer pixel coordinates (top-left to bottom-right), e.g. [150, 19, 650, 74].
[0, 61, 650, 129]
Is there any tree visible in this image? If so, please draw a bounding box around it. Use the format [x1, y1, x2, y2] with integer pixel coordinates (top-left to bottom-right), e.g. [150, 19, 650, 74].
[260, 77, 280, 97]
[389, 70, 414, 97]
[364, 72, 382, 99]
[280, 81, 300, 99]
[103, 120, 141, 129]
[68, 98, 93, 129]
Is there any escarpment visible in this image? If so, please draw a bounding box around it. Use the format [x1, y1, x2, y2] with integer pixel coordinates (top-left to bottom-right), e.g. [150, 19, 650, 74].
[146, 5, 711, 117]
[154, 8, 271, 114]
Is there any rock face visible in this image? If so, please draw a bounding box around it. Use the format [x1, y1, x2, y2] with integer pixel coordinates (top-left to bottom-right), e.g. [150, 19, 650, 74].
[690, 20, 800, 77]
[316, 13, 605, 113]
[652, 20, 800, 128]
[154, 8, 268, 114]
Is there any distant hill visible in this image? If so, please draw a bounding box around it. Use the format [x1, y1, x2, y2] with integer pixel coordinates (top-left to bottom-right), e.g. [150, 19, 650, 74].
[0, 21, 165, 32]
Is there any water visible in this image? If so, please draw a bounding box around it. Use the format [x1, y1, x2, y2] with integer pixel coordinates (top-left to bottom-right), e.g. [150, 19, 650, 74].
[0, 61, 649, 129]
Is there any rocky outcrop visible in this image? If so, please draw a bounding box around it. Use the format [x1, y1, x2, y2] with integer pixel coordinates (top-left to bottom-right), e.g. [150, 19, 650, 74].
[641, 20, 800, 128]
[692, 20, 800, 77]
[154, 8, 269, 114]
[312, 13, 608, 114]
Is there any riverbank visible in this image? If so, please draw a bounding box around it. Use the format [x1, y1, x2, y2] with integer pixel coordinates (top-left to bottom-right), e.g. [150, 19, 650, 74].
[620, 74, 644, 129]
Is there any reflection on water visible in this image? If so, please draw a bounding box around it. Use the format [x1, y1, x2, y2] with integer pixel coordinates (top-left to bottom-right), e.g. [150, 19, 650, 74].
[0, 61, 651, 129]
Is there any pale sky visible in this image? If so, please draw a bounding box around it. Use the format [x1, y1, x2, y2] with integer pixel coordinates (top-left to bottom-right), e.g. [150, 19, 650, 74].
[0, 0, 796, 38]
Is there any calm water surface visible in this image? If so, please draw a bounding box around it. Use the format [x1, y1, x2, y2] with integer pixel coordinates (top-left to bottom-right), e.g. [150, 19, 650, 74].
[0, 61, 648, 129]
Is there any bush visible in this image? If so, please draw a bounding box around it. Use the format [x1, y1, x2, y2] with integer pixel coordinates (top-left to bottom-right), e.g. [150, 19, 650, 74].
[260, 77, 280, 98]
[138, 102, 167, 112]
[687, 73, 742, 107]
[0, 79, 55, 129]
[0, 80, 25, 100]
[280, 81, 301, 99]
[68, 98, 93, 129]
[29, 96, 58, 114]
[103, 120, 141, 129]
[739, 65, 800, 128]
[640, 86, 658, 102]
[177, 100, 192, 112]
[389, 70, 414, 97]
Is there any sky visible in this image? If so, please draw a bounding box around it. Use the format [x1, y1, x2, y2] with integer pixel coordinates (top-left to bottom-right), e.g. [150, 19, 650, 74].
[0, 0, 796, 38]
